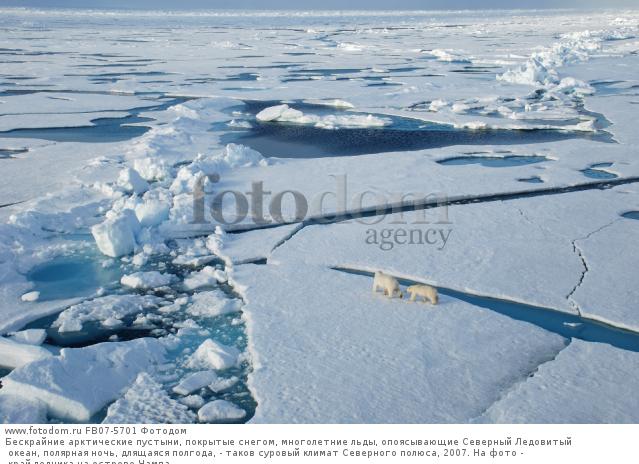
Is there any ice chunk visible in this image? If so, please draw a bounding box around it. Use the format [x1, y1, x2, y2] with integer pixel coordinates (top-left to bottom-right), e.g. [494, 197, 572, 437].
[20, 291, 40, 302]
[133, 157, 171, 182]
[172, 370, 219, 395]
[0, 337, 52, 369]
[117, 168, 149, 195]
[52, 295, 160, 333]
[208, 376, 239, 393]
[1, 338, 166, 422]
[134, 189, 171, 227]
[198, 400, 246, 423]
[103, 373, 195, 424]
[183, 266, 227, 290]
[255, 104, 389, 129]
[179, 395, 205, 409]
[121, 271, 176, 290]
[186, 291, 242, 318]
[0, 394, 47, 424]
[8, 329, 47, 346]
[91, 209, 140, 258]
[255, 104, 299, 122]
[498, 57, 559, 86]
[185, 339, 240, 371]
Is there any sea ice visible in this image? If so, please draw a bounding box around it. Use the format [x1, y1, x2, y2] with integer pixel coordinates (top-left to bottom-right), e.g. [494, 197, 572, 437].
[116, 168, 149, 195]
[52, 294, 161, 333]
[20, 291, 40, 302]
[479, 340, 639, 423]
[172, 370, 219, 395]
[8, 329, 47, 346]
[0, 336, 52, 369]
[185, 339, 241, 371]
[0, 394, 47, 424]
[185, 290, 242, 318]
[121, 271, 176, 290]
[91, 209, 141, 258]
[198, 400, 246, 423]
[183, 266, 227, 290]
[1, 338, 166, 422]
[103, 373, 195, 424]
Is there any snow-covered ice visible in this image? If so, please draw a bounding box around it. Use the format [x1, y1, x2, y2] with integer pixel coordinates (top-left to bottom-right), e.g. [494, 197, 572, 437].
[172, 370, 219, 396]
[198, 400, 247, 423]
[1, 338, 166, 422]
[1, 6, 639, 424]
[0, 336, 52, 369]
[103, 373, 195, 424]
[185, 290, 242, 318]
[186, 339, 241, 371]
[0, 395, 47, 424]
[121, 271, 176, 290]
[478, 340, 639, 423]
[52, 294, 160, 333]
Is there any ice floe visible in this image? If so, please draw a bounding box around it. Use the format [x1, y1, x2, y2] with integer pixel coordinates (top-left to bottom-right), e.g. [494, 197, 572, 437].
[198, 399, 246, 423]
[52, 294, 161, 333]
[1, 338, 166, 422]
[103, 372, 195, 424]
[186, 339, 241, 371]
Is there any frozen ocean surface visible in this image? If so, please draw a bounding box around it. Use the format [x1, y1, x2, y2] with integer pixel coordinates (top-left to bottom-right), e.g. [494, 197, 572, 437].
[1, 7, 639, 424]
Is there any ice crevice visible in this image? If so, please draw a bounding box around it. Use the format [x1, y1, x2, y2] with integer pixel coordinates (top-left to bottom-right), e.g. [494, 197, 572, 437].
[566, 218, 622, 315]
[470, 339, 572, 423]
[234, 176, 639, 257]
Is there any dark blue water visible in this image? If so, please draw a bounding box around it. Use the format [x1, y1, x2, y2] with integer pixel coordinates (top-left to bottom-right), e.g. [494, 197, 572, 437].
[0, 115, 152, 143]
[223, 100, 610, 159]
[333, 267, 639, 353]
[581, 163, 618, 180]
[0, 95, 189, 143]
[622, 211, 639, 220]
[518, 176, 544, 183]
[0, 147, 27, 158]
[438, 154, 549, 167]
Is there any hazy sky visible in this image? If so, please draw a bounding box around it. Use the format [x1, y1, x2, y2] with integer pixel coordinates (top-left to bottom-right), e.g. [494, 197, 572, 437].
[1, 0, 638, 10]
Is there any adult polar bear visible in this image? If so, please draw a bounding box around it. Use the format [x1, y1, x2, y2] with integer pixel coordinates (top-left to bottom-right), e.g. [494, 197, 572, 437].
[372, 271, 403, 299]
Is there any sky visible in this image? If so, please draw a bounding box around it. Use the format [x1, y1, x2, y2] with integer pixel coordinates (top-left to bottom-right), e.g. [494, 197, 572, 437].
[1, 0, 638, 10]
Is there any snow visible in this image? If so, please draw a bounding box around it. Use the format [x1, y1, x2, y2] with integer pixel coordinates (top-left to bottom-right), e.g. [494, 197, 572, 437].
[231, 263, 566, 423]
[198, 400, 246, 423]
[478, 340, 639, 423]
[116, 168, 149, 195]
[1, 7, 639, 424]
[52, 294, 160, 333]
[121, 271, 175, 290]
[185, 290, 242, 318]
[186, 339, 241, 371]
[8, 329, 47, 346]
[0, 336, 52, 369]
[103, 373, 195, 424]
[1, 338, 166, 422]
[91, 209, 141, 258]
[172, 370, 219, 395]
[0, 395, 47, 424]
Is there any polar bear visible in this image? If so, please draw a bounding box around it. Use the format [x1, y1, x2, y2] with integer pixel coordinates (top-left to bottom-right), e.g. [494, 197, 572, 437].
[407, 284, 438, 304]
[372, 271, 402, 299]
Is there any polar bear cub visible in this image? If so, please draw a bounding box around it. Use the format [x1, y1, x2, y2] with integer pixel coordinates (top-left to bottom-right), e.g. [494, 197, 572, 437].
[372, 271, 402, 298]
[407, 284, 438, 304]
